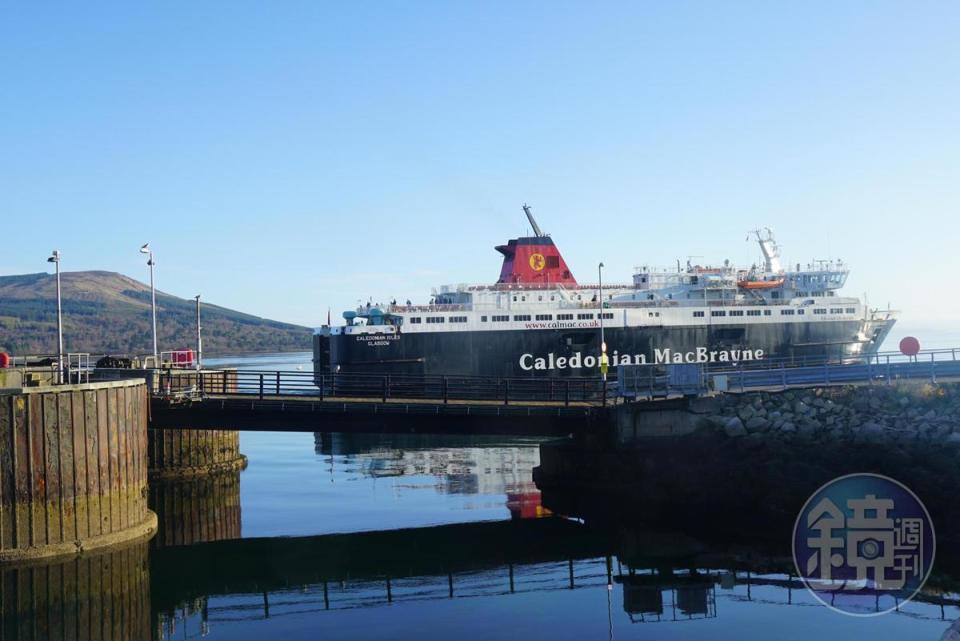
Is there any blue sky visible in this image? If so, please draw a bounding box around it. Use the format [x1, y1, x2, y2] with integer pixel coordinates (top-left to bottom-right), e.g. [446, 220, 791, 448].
[1, 2, 958, 328]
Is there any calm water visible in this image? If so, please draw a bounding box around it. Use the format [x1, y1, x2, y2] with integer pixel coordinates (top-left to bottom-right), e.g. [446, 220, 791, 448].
[7, 337, 960, 641]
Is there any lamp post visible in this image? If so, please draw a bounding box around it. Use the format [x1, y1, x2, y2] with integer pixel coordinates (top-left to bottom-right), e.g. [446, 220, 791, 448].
[194, 295, 202, 372]
[47, 250, 64, 384]
[139, 243, 158, 364]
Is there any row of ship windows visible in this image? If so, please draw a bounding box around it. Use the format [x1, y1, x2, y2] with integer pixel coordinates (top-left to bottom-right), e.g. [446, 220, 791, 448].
[693, 307, 856, 318]
[405, 307, 856, 324]
[407, 312, 615, 324]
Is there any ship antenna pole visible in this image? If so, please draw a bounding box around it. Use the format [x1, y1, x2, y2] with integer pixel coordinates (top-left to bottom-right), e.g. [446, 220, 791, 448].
[522, 204, 544, 237]
[599, 262, 607, 387]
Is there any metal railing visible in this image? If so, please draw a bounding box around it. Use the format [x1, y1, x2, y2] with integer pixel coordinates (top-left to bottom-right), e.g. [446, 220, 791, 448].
[155, 369, 612, 406]
[619, 348, 960, 399]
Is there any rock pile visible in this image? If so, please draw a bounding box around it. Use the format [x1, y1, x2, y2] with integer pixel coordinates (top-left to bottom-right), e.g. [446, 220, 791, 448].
[704, 382, 960, 447]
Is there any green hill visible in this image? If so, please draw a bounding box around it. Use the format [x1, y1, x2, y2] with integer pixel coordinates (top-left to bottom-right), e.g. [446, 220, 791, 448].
[0, 271, 313, 356]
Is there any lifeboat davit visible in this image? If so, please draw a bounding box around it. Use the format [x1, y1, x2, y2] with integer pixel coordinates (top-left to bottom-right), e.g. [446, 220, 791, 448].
[737, 277, 784, 290]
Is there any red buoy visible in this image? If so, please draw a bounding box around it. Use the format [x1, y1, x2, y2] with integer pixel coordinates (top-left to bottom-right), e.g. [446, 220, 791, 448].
[899, 336, 921, 357]
[0, 353, 9, 368]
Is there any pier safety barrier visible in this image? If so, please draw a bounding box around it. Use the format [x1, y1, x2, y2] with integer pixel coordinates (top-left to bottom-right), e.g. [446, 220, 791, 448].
[618, 348, 960, 399]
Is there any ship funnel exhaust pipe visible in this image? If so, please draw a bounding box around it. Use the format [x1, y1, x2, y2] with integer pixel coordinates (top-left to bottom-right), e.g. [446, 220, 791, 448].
[522, 203, 544, 237]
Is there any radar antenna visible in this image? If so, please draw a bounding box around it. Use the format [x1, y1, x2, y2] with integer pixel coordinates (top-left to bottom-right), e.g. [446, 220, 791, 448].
[522, 203, 544, 237]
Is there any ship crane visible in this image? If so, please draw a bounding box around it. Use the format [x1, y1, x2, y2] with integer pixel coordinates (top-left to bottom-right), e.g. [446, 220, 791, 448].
[522, 204, 545, 237]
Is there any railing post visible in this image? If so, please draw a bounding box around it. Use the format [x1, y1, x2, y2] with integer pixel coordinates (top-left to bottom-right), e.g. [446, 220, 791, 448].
[276, 372, 281, 395]
[319, 374, 324, 401]
[504, 379, 509, 405]
[602, 378, 607, 407]
[198, 371, 204, 396]
[383, 375, 388, 403]
[443, 376, 448, 404]
[222, 372, 227, 395]
[781, 363, 786, 390]
[259, 373, 264, 399]
[565, 379, 570, 407]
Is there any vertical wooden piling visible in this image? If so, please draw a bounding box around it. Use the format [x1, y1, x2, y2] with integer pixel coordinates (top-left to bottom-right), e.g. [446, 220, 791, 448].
[0, 380, 157, 563]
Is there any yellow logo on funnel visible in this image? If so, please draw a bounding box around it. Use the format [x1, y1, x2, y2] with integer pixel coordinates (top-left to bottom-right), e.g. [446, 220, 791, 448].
[529, 253, 546, 271]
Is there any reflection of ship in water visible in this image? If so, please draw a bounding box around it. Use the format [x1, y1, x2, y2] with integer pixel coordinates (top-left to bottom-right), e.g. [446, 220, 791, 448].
[314, 432, 549, 518]
[619, 571, 717, 623]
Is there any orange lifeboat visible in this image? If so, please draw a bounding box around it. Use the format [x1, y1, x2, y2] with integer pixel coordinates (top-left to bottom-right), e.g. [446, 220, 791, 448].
[737, 277, 784, 290]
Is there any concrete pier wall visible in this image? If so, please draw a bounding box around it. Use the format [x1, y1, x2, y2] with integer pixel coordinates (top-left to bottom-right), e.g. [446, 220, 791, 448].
[0, 380, 157, 563]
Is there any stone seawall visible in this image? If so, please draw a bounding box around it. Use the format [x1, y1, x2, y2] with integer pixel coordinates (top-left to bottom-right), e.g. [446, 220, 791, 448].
[702, 381, 960, 446]
[538, 381, 960, 554]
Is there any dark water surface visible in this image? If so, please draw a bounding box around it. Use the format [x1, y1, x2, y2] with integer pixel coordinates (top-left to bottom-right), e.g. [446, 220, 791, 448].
[146, 427, 959, 641]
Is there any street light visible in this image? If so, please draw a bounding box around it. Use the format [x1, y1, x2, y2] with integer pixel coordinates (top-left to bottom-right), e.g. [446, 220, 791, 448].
[139, 243, 158, 364]
[47, 250, 64, 384]
[194, 295, 202, 372]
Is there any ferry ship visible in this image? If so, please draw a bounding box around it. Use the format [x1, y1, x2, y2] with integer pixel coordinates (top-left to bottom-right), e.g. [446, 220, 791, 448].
[314, 207, 896, 379]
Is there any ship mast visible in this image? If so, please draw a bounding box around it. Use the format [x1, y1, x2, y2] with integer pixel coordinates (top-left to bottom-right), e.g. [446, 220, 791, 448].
[522, 204, 544, 237]
[753, 227, 783, 273]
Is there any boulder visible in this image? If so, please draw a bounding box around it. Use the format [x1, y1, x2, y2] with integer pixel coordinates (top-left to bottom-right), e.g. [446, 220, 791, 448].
[942, 433, 960, 448]
[745, 416, 771, 433]
[724, 417, 747, 438]
[856, 422, 886, 444]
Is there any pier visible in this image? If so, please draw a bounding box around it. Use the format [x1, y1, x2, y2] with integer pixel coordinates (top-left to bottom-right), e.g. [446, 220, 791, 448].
[128, 347, 960, 435]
